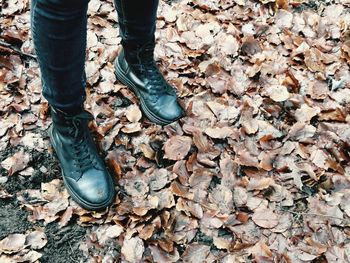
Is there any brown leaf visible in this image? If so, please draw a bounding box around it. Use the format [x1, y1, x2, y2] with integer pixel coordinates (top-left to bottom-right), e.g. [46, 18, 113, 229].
[265, 85, 290, 102]
[163, 135, 192, 160]
[305, 48, 325, 72]
[140, 143, 155, 160]
[295, 104, 320, 123]
[248, 240, 273, 259]
[1, 150, 30, 176]
[206, 101, 239, 123]
[247, 177, 275, 191]
[25, 230, 47, 250]
[122, 122, 142, 133]
[58, 206, 73, 228]
[125, 105, 142, 123]
[252, 209, 279, 229]
[139, 224, 155, 240]
[182, 244, 211, 262]
[0, 234, 26, 254]
[149, 245, 180, 263]
[96, 225, 124, 245]
[341, 40, 350, 64]
[205, 127, 233, 139]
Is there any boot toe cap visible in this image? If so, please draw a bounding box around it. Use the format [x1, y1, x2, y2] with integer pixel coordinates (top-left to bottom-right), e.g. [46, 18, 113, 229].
[154, 96, 184, 123]
[65, 169, 115, 210]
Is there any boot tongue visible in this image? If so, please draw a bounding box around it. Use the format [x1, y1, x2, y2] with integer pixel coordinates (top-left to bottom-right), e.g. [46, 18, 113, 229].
[123, 40, 155, 65]
[69, 111, 93, 138]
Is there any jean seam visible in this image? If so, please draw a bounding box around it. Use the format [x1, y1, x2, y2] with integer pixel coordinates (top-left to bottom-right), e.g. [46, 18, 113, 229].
[31, 1, 51, 98]
[119, 0, 129, 42]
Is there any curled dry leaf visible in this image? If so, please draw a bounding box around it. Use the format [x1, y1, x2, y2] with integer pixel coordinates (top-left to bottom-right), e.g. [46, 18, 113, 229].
[206, 101, 239, 122]
[304, 48, 325, 72]
[121, 236, 144, 263]
[149, 245, 180, 263]
[1, 250, 43, 263]
[247, 177, 275, 191]
[265, 85, 290, 102]
[182, 244, 211, 262]
[295, 104, 321, 123]
[96, 225, 124, 245]
[1, 150, 30, 176]
[163, 135, 192, 160]
[252, 209, 279, 229]
[341, 40, 350, 64]
[122, 122, 142, 133]
[125, 104, 142, 123]
[58, 206, 73, 228]
[248, 240, 273, 260]
[205, 127, 233, 139]
[288, 123, 316, 141]
[213, 236, 231, 250]
[140, 143, 155, 160]
[0, 234, 26, 254]
[25, 230, 47, 250]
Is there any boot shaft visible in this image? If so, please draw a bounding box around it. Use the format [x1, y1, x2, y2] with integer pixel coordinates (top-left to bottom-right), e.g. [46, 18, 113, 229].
[122, 39, 156, 65]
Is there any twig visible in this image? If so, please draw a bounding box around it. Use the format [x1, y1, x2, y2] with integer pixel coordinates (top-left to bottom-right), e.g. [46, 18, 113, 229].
[0, 39, 37, 60]
[283, 210, 349, 223]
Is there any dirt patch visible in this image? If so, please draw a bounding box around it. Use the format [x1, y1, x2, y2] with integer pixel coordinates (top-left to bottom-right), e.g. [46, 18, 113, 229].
[1, 137, 87, 263]
[0, 198, 33, 240]
[41, 222, 86, 263]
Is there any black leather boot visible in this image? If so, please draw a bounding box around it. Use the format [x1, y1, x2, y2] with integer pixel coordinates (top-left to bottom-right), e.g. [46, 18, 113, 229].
[114, 40, 184, 125]
[49, 107, 115, 211]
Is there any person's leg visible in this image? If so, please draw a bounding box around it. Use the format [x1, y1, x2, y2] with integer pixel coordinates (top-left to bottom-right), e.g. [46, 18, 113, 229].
[114, 0, 158, 45]
[31, 0, 87, 112]
[113, 0, 184, 125]
[31, 0, 115, 210]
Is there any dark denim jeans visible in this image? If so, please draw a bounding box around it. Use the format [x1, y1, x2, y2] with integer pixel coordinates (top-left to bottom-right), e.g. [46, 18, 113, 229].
[31, 0, 159, 111]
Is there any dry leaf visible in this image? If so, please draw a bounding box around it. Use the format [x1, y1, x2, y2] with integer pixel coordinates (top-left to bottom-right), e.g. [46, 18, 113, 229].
[1, 150, 30, 176]
[125, 105, 142, 123]
[265, 85, 290, 102]
[205, 127, 233, 139]
[0, 234, 26, 254]
[121, 236, 144, 262]
[252, 209, 279, 228]
[25, 230, 47, 250]
[163, 135, 192, 160]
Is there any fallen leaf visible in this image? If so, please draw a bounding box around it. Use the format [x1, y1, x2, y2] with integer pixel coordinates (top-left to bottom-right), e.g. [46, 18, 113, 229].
[1, 150, 30, 176]
[121, 236, 144, 262]
[205, 127, 233, 139]
[163, 135, 192, 160]
[0, 234, 26, 254]
[25, 230, 47, 250]
[125, 105, 142, 123]
[252, 209, 279, 228]
[265, 85, 290, 102]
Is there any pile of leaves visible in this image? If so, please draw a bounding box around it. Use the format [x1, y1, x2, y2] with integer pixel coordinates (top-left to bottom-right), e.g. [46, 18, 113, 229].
[1, 0, 350, 262]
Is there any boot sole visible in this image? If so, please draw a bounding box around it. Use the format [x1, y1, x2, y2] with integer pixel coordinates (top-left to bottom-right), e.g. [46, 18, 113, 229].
[49, 126, 115, 211]
[114, 59, 181, 126]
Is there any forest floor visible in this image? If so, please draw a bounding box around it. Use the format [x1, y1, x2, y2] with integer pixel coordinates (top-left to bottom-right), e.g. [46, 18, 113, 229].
[1, 0, 350, 262]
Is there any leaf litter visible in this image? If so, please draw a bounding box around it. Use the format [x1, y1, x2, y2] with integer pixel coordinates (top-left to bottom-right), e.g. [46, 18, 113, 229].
[1, 0, 350, 261]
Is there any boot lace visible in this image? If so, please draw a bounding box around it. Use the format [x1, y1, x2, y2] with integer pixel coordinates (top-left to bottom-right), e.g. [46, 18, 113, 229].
[137, 44, 175, 96]
[66, 111, 98, 174]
